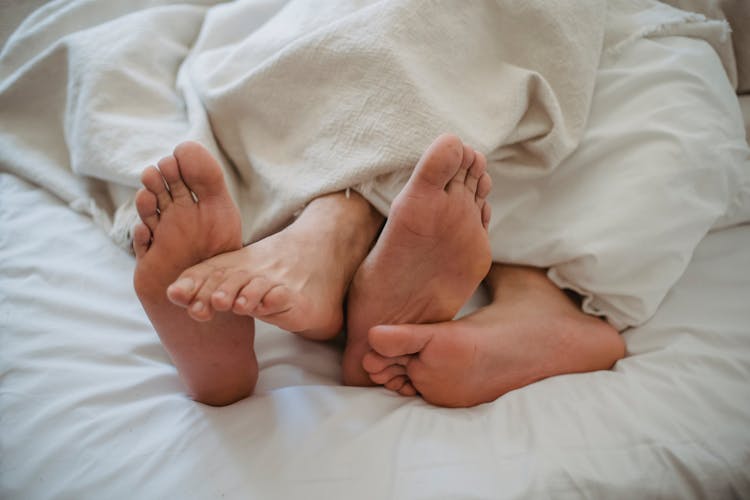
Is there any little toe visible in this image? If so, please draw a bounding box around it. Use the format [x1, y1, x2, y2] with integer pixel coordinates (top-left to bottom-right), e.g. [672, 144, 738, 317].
[210, 271, 251, 312]
[140, 166, 172, 211]
[158, 155, 193, 203]
[173, 141, 227, 200]
[369, 364, 407, 385]
[134, 188, 159, 232]
[132, 222, 151, 258]
[410, 133, 465, 190]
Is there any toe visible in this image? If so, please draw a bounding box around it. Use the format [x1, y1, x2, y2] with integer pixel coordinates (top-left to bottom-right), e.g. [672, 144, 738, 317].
[362, 351, 411, 373]
[140, 166, 172, 211]
[158, 155, 194, 204]
[369, 364, 407, 385]
[233, 277, 272, 315]
[135, 188, 159, 232]
[464, 149, 487, 195]
[481, 201, 491, 230]
[449, 143, 475, 187]
[167, 266, 207, 307]
[210, 270, 251, 312]
[410, 133, 464, 190]
[188, 269, 226, 321]
[384, 375, 409, 392]
[132, 222, 151, 258]
[188, 298, 211, 321]
[369, 324, 434, 358]
[255, 285, 293, 317]
[398, 382, 418, 397]
[476, 170, 492, 202]
[173, 141, 227, 200]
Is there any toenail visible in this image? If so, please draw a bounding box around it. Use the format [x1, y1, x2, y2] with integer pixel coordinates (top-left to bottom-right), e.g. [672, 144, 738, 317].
[175, 278, 194, 292]
[192, 301, 204, 312]
[214, 290, 226, 299]
[236, 296, 247, 306]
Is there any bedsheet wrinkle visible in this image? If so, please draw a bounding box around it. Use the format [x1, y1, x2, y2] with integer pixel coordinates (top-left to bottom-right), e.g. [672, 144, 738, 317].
[2, 173, 749, 498]
[1, 0, 747, 331]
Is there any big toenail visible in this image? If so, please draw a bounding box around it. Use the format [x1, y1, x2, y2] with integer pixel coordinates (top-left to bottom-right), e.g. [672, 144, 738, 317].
[176, 278, 194, 292]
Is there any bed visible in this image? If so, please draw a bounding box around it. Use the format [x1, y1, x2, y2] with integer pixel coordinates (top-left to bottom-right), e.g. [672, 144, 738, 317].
[2, 1, 750, 499]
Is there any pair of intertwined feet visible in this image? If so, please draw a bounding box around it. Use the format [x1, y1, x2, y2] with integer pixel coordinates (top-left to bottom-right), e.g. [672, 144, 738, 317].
[133, 134, 625, 407]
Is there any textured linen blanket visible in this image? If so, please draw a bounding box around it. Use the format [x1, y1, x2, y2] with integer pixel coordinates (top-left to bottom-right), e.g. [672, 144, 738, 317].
[0, 0, 740, 328]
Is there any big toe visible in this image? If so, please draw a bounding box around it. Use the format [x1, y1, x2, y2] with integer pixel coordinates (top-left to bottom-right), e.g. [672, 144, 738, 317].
[173, 141, 227, 200]
[410, 133, 465, 190]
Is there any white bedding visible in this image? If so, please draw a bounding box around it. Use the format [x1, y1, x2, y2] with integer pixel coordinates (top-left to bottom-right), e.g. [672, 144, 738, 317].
[2, 3, 750, 499]
[1, 0, 746, 331]
[2, 167, 750, 498]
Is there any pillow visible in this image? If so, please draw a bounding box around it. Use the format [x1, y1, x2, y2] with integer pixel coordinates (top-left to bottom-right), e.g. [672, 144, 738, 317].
[359, 34, 749, 331]
[482, 35, 750, 330]
[359, 34, 749, 330]
[661, 0, 750, 94]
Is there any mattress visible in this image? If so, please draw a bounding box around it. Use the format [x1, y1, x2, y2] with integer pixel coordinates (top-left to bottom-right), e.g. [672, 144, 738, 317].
[2, 147, 750, 498]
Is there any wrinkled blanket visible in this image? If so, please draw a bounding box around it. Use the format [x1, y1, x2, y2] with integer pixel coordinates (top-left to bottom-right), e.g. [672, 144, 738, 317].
[0, 0, 733, 245]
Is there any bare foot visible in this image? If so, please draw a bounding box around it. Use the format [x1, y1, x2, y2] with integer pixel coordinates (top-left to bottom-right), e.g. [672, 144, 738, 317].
[342, 133, 493, 385]
[364, 265, 626, 407]
[133, 141, 257, 406]
[165, 190, 384, 340]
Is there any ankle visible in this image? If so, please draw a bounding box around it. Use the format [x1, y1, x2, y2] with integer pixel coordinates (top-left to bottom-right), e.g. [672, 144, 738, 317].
[299, 190, 384, 246]
[306, 190, 378, 216]
[485, 264, 549, 299]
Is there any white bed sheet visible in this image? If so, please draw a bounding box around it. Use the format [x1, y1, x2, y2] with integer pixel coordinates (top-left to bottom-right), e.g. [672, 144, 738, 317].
[741, 94, 750, 143]
[2, 162, 750, 499]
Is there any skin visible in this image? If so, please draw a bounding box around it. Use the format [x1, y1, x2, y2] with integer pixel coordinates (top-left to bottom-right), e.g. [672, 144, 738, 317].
[165, 189, 384, 341]
[133, 135, 625, 408]
[132, 142, 257, 406]
[363, 265, 626, 407]
[133, 141, 384, 404]
[342, 133, 493, 386]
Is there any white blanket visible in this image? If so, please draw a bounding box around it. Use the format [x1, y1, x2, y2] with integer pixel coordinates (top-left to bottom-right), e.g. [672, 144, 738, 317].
[0, 0, 742, 329]
[2, 168, 750, 498]
[0, 0, 732, 237]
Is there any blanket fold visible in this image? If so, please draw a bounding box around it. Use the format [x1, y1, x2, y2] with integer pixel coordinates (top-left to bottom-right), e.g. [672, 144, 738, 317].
[1, 0, 734, 243]
[0, 0, 738, 328]
[4, 0, 601, 242]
